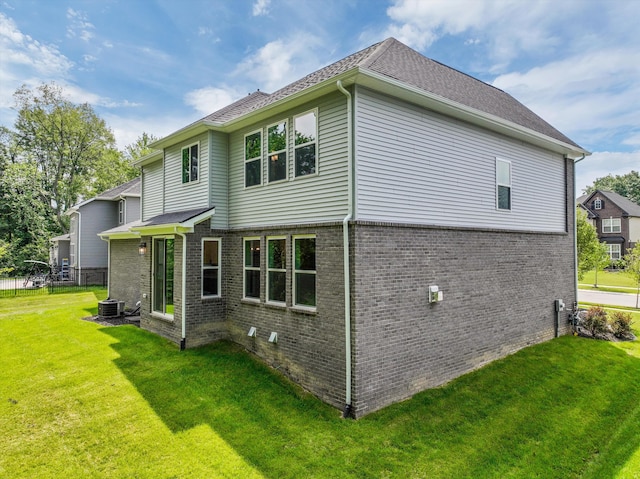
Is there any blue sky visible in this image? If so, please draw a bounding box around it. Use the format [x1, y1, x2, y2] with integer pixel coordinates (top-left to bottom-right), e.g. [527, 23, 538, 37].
[1, 0, 638, 194]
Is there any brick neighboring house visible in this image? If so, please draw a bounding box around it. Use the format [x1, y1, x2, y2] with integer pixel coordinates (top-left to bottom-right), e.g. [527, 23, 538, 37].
[60, 178, 140, 288]
[113, 38, 588, 417]
[578, 190, 640, 261]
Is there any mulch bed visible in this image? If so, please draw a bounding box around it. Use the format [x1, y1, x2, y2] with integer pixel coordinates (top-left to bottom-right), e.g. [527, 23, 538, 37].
[81, 315, 140, 327]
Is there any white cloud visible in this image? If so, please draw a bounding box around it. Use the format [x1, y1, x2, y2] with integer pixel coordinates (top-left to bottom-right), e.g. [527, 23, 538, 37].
[66, 8, 95, 42]
[184, 86, 245, 116]
[103, 113, 192, 150]
[385, 0, 574, 64]
[234, 33, 322, 92]
[575, 151, 640, 194]
[492, 49, 640, 140]
[252, 0, 271, 16]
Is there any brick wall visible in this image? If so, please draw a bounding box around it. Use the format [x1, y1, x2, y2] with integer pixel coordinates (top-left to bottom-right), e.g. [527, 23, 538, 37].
[350, 222, 576, 417]
[108, 238, 141, 309]
[224, 223, 348, 410]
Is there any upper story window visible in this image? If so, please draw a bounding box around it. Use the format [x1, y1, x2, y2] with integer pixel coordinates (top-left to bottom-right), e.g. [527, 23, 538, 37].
[245, 131, 262, 188]
[118, 199, 125, 225]
[294, 110, 317, 177]
[602, 217, 621, 233]
[593, 198, 603, 210]
[268, 121, 287, 182]
[496, 158, 511, 210]
[181, 143, 199, 183]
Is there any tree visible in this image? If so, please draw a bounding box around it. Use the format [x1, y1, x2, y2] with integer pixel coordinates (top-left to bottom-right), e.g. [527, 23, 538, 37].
[576, 209, 604, 280]
[623, 243, 640, 309]
[12, 83, 121, 231]
[0, 240, 13, 276]
[583, 170, 640, 204]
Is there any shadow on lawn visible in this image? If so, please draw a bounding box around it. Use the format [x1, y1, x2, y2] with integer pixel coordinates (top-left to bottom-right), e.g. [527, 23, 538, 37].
[100, 326, 640, 479]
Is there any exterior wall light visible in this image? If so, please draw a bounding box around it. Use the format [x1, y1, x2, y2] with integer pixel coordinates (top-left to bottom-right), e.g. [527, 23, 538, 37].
[248, 327, 257, 337]
[138, 242, 147, 256]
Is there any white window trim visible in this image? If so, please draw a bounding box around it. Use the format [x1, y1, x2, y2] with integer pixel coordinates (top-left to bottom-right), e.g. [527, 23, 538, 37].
[243, 237, 261, 301]
[266, 236, 287, 305]
[267, 120, 288, 184]
[118, 199, 125, 225]
[181, 141, 200, 184]
[293, 109, 319, 179]
[244, 130, 263, 189]
[607, 243, 621, 260]
[495, 157, 512, 211]
[594, 198, 602, 210]
[602, 217, 621, 233]
[292, 234, 317, 311]
[201, 237, 221, 299]
[151, 235, 175, 321]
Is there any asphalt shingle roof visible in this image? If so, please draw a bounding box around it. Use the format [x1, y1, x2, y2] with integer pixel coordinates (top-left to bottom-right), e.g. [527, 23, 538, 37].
[200, 38, 580, 148]
[95, 177, 140, 200]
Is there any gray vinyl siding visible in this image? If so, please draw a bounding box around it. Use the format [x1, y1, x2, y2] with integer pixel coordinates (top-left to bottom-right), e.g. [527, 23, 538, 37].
[164, 132, 210, 213]
[209, 131, 229, 229]
[228, 93, 349, 228]
[354, 87, 567, 232]
[79, 201, 114, 268]
[125, 197, 140, 224]
[142, 160, 164, 221]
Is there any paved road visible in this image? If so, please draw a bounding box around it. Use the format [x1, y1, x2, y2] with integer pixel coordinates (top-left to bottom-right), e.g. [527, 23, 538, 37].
[578, 289, 639, 308]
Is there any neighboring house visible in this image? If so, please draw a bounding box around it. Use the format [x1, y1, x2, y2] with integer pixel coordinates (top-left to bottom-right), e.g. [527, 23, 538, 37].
[578, 190, 640, 261]
[49, 233, 71, 279]
[117, 38, 587, 417]
[64, 178, 140, 288]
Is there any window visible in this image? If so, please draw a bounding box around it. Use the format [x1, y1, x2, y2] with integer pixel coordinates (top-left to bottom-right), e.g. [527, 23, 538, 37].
[245, 131, 262, 187]
[294, 110, 317, 177]
[496, 158, 511, 210]
[118, 199, 125, 225]
[593, 198, 602, 210]
[267, 237, 286, 304]
[181, 143, 199, 183]
[268, 121, 287, 182]
[202, 238, 221, 297]
[243, 238, 261, 299]
[293, 236, 316, 308]
[153, 237, 175, 317]
[602, 217, 621, 233]
[607, 243, 621, 260]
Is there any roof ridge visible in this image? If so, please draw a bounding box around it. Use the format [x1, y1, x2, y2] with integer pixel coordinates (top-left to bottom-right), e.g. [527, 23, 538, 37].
[358, 37, 397, 69]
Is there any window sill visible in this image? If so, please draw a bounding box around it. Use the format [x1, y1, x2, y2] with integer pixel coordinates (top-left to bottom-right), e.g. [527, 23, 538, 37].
[265, 301, 287, 310]
[151, 312, 174, 322]
[201, 295, 222, 301]
[290, 305, 317, 316]
[241, 298, 261, 305]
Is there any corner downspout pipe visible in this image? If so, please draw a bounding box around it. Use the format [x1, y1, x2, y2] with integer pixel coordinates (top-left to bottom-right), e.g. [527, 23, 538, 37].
[176, 230, 187, 350]
[337, 80, 353, 418]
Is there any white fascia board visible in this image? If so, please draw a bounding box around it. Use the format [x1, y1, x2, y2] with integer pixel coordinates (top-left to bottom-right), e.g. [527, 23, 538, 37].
[98, 231, 140, 240]
[130, 223, 194, 236]
[134, 150, 164, 167]
[355, 69, 591, 160]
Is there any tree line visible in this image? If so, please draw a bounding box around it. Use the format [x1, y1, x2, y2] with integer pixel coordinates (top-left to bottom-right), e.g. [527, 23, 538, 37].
[0, 83, 156, 275]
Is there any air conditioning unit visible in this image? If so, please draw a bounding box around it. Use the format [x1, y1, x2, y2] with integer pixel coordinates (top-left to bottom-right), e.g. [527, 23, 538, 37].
[98, 300, 125, 318]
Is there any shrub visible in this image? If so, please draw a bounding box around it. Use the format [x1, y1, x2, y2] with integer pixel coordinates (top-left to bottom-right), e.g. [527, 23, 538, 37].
[582, 306, 609, 337]
[609, 311, 634, 339]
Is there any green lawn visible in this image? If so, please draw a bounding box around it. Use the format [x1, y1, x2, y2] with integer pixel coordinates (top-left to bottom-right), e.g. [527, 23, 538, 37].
[1, 291, 640, 478]
[580, 269, 639, 293]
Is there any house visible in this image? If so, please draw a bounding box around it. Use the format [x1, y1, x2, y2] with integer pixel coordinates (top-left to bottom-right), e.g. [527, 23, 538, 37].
[63, 178, 140, 287]
[121, 38, 588, 418]
[49, 233, 71, 279]
[578, 190, 640, 261]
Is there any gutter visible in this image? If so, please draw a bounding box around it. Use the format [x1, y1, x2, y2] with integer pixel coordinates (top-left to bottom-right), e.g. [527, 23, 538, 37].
[337, 80, 354, 418]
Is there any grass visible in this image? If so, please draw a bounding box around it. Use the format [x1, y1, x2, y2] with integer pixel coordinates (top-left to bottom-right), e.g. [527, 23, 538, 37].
[580, 269, 640, 294]
[1, 290, 640, 478]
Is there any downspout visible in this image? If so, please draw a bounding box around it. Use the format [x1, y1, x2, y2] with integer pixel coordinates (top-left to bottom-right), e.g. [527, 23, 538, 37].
[76, 211, 82, 286]
[572, 154, 586, 312]
[100, 236, 111, 298]
[337, 80, 353, 418]
[176, 230, 188, 350]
